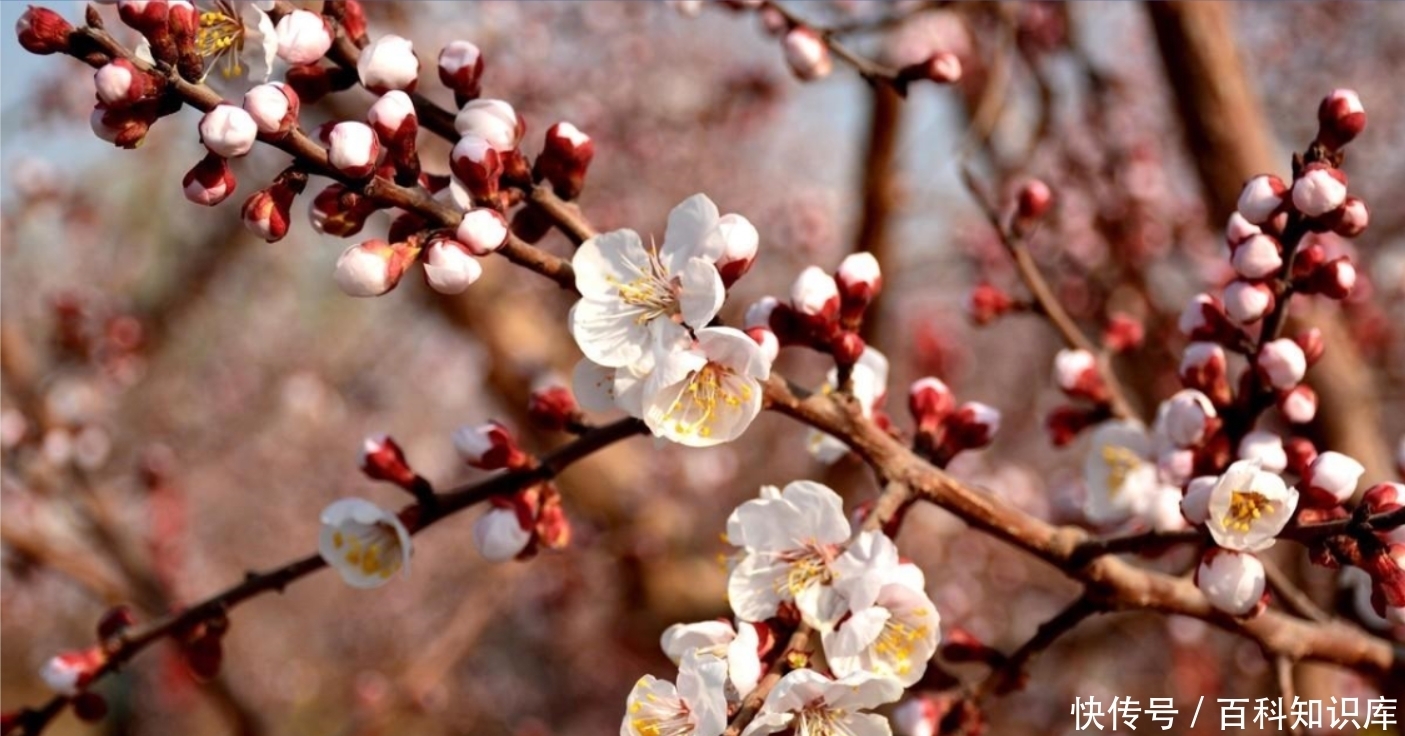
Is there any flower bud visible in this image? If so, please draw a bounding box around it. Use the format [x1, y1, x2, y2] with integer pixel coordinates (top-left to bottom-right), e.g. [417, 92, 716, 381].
[242, 82, 299, 137]
[182, 153, 236, 206]
[1330, 196, 1369, 238]
[455, 208, 509, 255]
[1222, 280, 1274, 325]
[1363, 482, 1403, 516]
[942, 402, 1001, 452]
[1053, 348, 1106, 403]
[535, 491, 572, 551]
[892, 695, 943, 736]
[327, 121, 380, 179]
[909, 377, 955, 433]
[1181, 476, 1216, 526]
[1291, 164, 1348, 218]
[965, 283, 1015, 326]
[454, 98, 519, 152]
[1236, 175, 1286, 225]
[1102, 313, 1144, 352]
[330, 0, 367, 45]
[744, 296, 779, 330]
[1304, 257, 1356, 300]
[715, 213, 759, 287]
[1301, 451, 1364, 508]
[368, 90, 417, 146]
[96, 605, 137, 642]
[358, 434, 417, 488]
[452, 420, 528, 470]
[94, 58, 157, 107]
[275, 9, 332, 65]
[40, 646, 107, 695]
[1229, 234, 1282, 279]
[16, 6, 73, 55]
[1316, 88, 1365, 150]
[1178, 292, 1236, 341]
[1294, 328, 1326, 367]
[422, 238, 482, 295]
[333, 239, 412, 297]
[1238, 430, 1288, 474]
[527, 377, 580, 432]
[897, 51, 963, 88]
[790, 266, 840, 321]
[450, 134, 502, 201]
[1045, 405, 1099, 447]
[1257, 338, 1307, 391]
[117, 0, 168, 35]
[357, 34, 420, 94]
[1283, 437, 1317, 478]
[309, 183, 378, 237]
[782, 26, 831, 81]
[835, 252, 881, 322]
[1225, 211, 1261, 248]
[1179, 342, 1230, 406]
[534, 121, 595, 200]
[284, 61, 339, 104]
[1161, 389, 1216, 448]
[438, 39, 484, 101]
[473, 500, 533, 561]
[198, 104, 258, 158]
[90, 103, 153, 148]
[1016, 179, 1054, 222]
[746, 326, 780, 366]
[831, 331, 865, 368]
[1278, 384, 1317, 425]
[1196, 548, 1266, 617]
[240, 184, 296, 243]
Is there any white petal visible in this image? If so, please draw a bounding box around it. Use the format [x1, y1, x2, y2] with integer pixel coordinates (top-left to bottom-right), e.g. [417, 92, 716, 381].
[574, 229, 650, 300]
[677, 651, 729, 736]
[696, 326, 771, 379]
[572, 359, 619, 414]
[660, 620, 736, 663]
[569, 298, 653, 368]
[677, 258, 726, 329]
[825, 671, 905, 711]
[662, 193, 724, 267]
[845, 712, 896, 736]
[727, 553, 788, 622]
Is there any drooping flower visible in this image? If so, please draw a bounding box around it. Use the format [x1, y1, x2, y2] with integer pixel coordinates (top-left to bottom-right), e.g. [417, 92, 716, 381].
[1206, 459, 1299, 552]
[641, 326, 770, 447]
[569, 194, 728, 371]
[317, 498, 412, 588]
[1082, 421, 1159, 524]
[741, 669, 903, 736]
[622, 651, 729, 736]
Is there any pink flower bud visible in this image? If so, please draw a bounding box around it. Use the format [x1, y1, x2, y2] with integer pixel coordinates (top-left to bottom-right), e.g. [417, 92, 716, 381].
[357, 34, 420, 94]
[358, 434, 417, 488]
[527, 377, 580, 432]
[1291, 164, 1348, 218]
[1225, 211, 1261, 247]
[422, 238, 482, 295]
[790, 266, 840, 321]
[309, 184, 377, 237]
[746, 326, 780, 365]
[454, 98, 519, 152]
[242, 82, 299, 137]
[455, 208, 509, 255]
[965, 283, 1014, 326]
[1316, 88, 1365, 150]
[831, 331, 865, 367]
[275, 9, 332, 65]
[181, 153, 235, 206]
[334, 239, 410, 297]
[1278, 384, 1317, 425]
[90, 104, 152, 148]
[1102, 313, 1144, 352]
[942, 402, 1001, 451]
[1016, 179, 1053, 222]
[450, 134, 502, 201]
[1222, 280, 1274, 325]
[1181, 476, 1216, 526]
[327, 121, 380, 179]
[452, 421, 528, 470]
[1236, 175, 1286, 225]
[40, 646, 107, 695]
[534, 122, 595, 200]
[1229, 234, 1283, 279]
[1330, 196, 1369, 238]
[909, 377, 954, 432]
[1196, 548, 1266, 617]
[16, 6, 73, 55]
[715, 213, 759, 287]
[368, 90, 418, 144]
[198, 104, 258, 158]
[1238, 431, 1288, 473]
[836, 252, 882, 321]
[1053, 348, 1106, 403]
[892, 695, 942, 736]
[1301, 451, 1364, 508]
[1305, 257, 1356, 300]
[1364, 482, 1403, 516]
[897, 51, 962, 87]
[1179, 342, 1230, 405]
[473, 501, 533, 561]
[240, 184, 296, 243]
[94, 58, 155, 107]
[1257, 338, 1307, 391]
[1161, 389, 1216, 447]
[438, 39, 484, 101]
[783, 26, 832, 81]
[117, 0, 167, 34]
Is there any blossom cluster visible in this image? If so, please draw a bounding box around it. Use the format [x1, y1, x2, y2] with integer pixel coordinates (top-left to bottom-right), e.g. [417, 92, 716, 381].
[624, 481, 941, 736]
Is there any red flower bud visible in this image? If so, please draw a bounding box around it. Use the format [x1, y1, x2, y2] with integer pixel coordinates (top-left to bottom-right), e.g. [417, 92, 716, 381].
[1102, 313, 1144, 352]
[438, 39, 484, 102]
[182, 153, 236, 206]
[527, 381, 581, 432]
[965, 283, 1015, 326]
[1316, 88, 1366, 151]
[1015, 178, 1053, 222]
[909, 377, 954, 433]
[16, 6, 73, 55]
[534, 122, 595, 200]
[450, 135, 502, 202]
[358, 434, 418, 489]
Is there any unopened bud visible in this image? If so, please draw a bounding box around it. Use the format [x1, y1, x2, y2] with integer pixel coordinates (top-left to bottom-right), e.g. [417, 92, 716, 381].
[528, 378, 581, 432]
[242, 82, 300, 137]
[1301, 451, 1364, 508]
[534, 121, 595, 200]
[309, 183, 378, 237]
[1291, 164, 1348, 218]
[1102, 313, 1144, 352]
[942, 402, 1001, 451]
[897, 51, 962, 87]
[284, 62, 338, 104]
[16, 6, 73, 55]
[1016, 178, 1053, 222]
[1222, 280, 1275, 325]
[358, 34, 420, 94]
[358, 434, 417, 488]
[1236, 175, 1287, 225]
[94, 58, 158, 107]
[1257, 338, 1307, 391]
[1045, 404, 1099, 447]
[535, 491, 571, 551]
[1316, 88, 1365, 150]
[746, 327, 780, 365]
[96, 605, 137, 641]
[1179, 342, 1230, 405]
[331, 0, 367, 45]
[91, 103, 154, 149]
[455, 208, 509, 255]
[473, 499, 533, 561]
[182, 153, 236, 206]
[1160, 389, 1216, 448]
[40, 646, 107, 695]
[199, 104, 258, 158]
[452, 421, 528, 470]
[1053, 348, 1106, 403]
[422, 238, 482, 295]
[1283, 437, 1318, 478]
[1304, 257, 1356, 300]
[1330, 196, 1369, 238]
[450, 134, 502, 201]
[333, 239, 413, 297]
[240, 183, 297, 243]
[1196, 548, 1266, 617]
[327, 121, 380, 179]
[1225, 211, 1261, 248]
[368, 90, 418, 146]
[831, 331, 865, 368]
[790, 266, 840, 321]
[454, 98, 520, 152]
[275, 9, 332, 65]
[1229, 234, 1283, 280]
[117, 0, 168, 35]
[835, 252, 881, 323]
[782, 26, 832, 81]
[744, 296, 779, 330]
[1238, 430, 1288, 474]
[715, 213, 759, 287]
[965, 283, 1014, 326]
[1278, 384, 1317, 425]
[909, 377, 955, 433]
[1363, 482, 1403, 516]
[438, 39, 484, 102]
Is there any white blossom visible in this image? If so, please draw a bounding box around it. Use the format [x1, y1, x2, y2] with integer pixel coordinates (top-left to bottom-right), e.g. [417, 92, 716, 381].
[742, 669, 902, 736]
[317, 498, 412, 588]
[1083, 421, 1159, 524]
[660, 619, 763, 701]
[642, 327, 770, 447]
[1206, 460, 1298, 552]
[821, 575, 940, 686]
[622, 651, 729, 736]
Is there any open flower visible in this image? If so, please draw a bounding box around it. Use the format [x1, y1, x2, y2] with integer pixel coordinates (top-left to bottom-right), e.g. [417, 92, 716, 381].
[570, 194, 727, 371]
[1206, 459, 1299, 552]
[661, 619, 764, 701]
[193, 0, 278, 87]
[808, 347, 889, 464]
[642, 326, 770, 447]
[317, 498, 412, 588]
[742, 669, 903, 736]
[572, 359, 648, 418]
[822, 576, 940, 686]
[1082, 421, 1159, 524]
[622, 651, 729, 736]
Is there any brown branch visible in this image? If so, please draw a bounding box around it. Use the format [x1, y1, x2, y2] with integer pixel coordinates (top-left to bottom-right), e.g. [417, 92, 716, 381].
[760, 2, 903, 88]
[970, 595, 1102, 700]
[1263, 559, 1331, 625]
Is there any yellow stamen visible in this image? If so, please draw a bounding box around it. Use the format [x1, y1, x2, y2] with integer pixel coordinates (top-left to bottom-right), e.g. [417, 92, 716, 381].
[1100, 444, 1142, 497]
[1222, 490, 1274, 532]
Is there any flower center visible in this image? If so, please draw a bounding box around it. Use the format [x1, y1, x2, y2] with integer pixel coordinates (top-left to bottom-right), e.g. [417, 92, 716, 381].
[629, 685, 694, 736]
[795, 704, 848, 736]
[196, 2, 248, 79]
[872, 611, 931, 676]
[1223, 490, 1273, 532]
[609, 243, 681, 325]
[774, 545, 837, 598]
[660, 363, 752, 439]
[330, 524, 403, 579]
[1100, 444, 1142, 497]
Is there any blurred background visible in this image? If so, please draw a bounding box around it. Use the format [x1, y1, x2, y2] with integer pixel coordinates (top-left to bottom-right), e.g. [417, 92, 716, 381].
[2, 1, 1404, 734]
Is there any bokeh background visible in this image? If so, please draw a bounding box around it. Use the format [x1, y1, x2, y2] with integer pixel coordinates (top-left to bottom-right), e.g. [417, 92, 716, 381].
[3, 2, 1404, 734]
